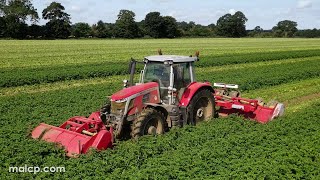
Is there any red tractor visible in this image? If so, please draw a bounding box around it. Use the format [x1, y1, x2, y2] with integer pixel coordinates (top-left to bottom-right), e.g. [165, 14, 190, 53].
[32, 52, 285, 157]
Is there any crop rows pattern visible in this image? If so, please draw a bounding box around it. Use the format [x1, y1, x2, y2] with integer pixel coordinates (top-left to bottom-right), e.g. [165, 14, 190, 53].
[0, 38, 319, 179]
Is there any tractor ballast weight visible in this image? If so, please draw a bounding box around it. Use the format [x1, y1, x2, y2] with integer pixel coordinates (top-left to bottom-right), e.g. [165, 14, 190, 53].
[31, 52, 285, 157]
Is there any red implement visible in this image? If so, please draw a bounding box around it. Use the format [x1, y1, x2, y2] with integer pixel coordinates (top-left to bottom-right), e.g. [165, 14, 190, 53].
[31, 112, 113, 157]
[213, 83, 285, 123]
[215, 95, 285, 123]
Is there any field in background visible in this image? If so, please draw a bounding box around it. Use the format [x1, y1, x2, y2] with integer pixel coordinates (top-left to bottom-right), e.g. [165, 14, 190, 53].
[0, 38, 319, 179]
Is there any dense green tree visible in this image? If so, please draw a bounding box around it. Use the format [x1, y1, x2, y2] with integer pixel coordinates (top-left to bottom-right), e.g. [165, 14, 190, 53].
[42, 2, 71, 38]
[177, 21, 194, 36]
[144, 12, 164, 38]
[114, 9, 140, 38]
[208, 23, 216, 30]
[177, 21, 195, 32]
[232, 11, 247, 37]
[137, 20, 146, 37]
[44, 20, 70, 39]
[162, 16, 180, 38]
[254, 26, 263, 33]
[93, 20, 112, 38]
[189, 24, 213, 37]
[5, 15, 28, 38]
[216, 13, 232, 36]
[248, 26, 264, 37]
[27, 24, 43, 38]
[1, 0, 38, 21]
[0, 0, 7, 15]
[72, 22, 91, 38]
[144, 12, 180, 38]
[272, 20, 298, 37]
[295, 28, 320, 38]
[216, 11, 247, 37]
[0, 16, 5, 37]
[177, 21, 215, 37]
[0, 0, 38, 38]
[42, 2, 69, 21]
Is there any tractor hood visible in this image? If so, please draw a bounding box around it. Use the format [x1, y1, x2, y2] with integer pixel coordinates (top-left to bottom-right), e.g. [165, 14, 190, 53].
[111, 82, 159, 101]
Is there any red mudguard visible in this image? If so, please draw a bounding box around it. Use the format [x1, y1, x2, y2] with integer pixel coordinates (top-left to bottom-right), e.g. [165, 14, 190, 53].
[179, 82, 213, 107]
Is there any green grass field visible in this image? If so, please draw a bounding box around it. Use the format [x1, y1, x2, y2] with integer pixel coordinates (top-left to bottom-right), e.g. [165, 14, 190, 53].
[0, 38, 319, 179]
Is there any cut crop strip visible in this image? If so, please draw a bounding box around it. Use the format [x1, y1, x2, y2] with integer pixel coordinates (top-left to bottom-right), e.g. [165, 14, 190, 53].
[243, 77, 320, 102]
[0, 75, 127, 97]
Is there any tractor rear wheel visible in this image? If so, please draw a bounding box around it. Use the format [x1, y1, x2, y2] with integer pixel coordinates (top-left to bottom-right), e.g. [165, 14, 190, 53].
[131, 108, 165, 139]
[188, 89, 215, 125]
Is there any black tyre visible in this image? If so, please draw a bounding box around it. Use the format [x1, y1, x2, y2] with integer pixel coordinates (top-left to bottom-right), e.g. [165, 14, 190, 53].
[131, 108, 165, 139]
[100, 104, 110, 124]
[187, 89, 215, 125]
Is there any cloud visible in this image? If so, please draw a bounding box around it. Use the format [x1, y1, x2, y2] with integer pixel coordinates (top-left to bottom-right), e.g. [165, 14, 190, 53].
[151, 0, 171, 3]
[229, 9, 236, 15]
[125, 0, 170, 4]
[124, 0, 137, 4]
[166, 9, 226, 25]
[297, 0, 312, 9]
[70, 5, 82, 12]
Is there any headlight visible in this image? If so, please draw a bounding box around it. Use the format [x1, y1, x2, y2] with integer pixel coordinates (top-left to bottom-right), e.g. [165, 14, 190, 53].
[111, 98, 134, 115]
[115, 98, 128, 103]
[111, 100, 126, 115]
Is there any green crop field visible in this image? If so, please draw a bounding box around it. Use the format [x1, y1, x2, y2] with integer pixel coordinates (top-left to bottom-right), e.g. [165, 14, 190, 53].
[0, 38, 319, 179]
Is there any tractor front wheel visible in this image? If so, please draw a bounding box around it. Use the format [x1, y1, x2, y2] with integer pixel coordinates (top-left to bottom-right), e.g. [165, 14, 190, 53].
[131, 108, 165, 139]
[100, 103, 110, 124]
[188, 89, 215, 125]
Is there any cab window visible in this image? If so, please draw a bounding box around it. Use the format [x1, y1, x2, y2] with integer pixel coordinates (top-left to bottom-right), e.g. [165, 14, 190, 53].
[144, 62, 170, 87]
[173, 62, 191, 90]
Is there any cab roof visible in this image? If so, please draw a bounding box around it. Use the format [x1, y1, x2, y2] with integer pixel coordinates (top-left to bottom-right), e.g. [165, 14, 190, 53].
[144, 55, 198, 63]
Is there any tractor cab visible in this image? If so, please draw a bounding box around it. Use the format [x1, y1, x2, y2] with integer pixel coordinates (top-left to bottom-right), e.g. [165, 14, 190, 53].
[135, 55, 198, 105]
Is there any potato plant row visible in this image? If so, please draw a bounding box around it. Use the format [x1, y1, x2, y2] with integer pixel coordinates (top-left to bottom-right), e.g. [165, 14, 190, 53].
[1, 49, 320, 87]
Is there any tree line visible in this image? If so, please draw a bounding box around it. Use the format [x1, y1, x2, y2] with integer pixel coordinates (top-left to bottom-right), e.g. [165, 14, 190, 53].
[0, 0, 319, 39]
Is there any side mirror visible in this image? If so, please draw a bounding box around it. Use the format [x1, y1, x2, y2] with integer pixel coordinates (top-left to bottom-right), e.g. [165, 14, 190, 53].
[123, 79, 128, 88]
[128, 60, 134, 74]
[128, 59, 137, 86]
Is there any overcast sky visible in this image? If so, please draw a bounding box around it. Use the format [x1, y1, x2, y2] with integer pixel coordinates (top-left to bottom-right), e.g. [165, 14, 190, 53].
[33, 0, 320, 29]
